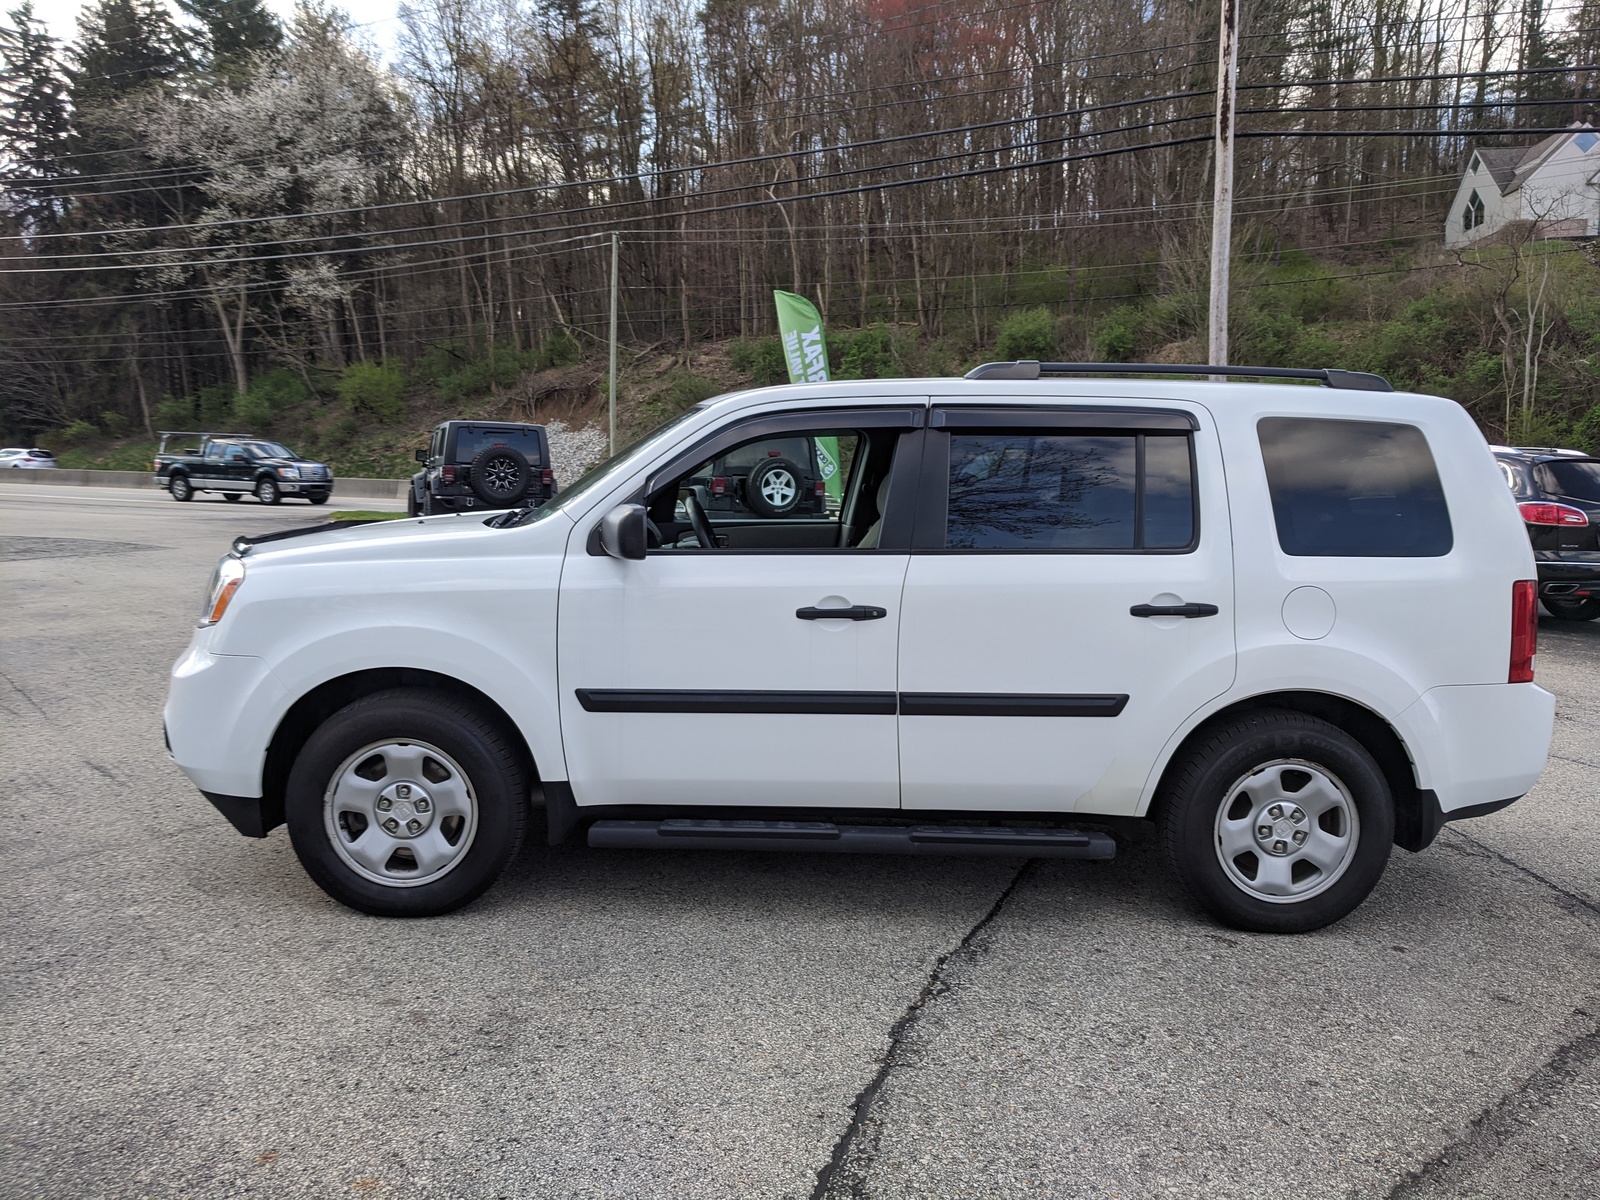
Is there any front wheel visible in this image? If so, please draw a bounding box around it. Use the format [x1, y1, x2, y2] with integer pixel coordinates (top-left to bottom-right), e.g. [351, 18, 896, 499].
[223, 492, 241, 503]
[285, 688, 527, 916]
[256, 477, 280, 505]
[1159, 710, 1393, 934]
[1543, 596, 1600, 622]
[169, 474, 193, 502]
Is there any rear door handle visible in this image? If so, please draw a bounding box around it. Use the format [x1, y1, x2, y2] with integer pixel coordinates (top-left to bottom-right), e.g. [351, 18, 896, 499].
[796, 605, 887, 621]
[1130, 603, 1219, 618]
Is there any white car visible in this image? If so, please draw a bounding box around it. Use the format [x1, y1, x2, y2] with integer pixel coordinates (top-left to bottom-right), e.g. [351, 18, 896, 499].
[1, 447, 57, 468]
[164, 364, 1555, 932]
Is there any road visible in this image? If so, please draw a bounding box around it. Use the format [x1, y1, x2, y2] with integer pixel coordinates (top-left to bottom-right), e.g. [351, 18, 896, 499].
[2, 483, 1597, 1200]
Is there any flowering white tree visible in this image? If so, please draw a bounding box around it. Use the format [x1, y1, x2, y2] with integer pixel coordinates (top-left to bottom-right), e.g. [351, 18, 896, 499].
[139, 4, 408, 391]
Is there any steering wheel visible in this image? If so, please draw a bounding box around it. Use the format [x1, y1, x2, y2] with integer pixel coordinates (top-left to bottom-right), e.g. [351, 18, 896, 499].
[684, 491, 718, 549]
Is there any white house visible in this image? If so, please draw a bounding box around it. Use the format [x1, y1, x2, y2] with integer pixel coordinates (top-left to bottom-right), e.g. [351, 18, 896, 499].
[1445, 124, 1600, 248]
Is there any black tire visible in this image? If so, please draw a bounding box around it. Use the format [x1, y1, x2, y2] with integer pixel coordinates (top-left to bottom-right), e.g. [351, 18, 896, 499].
[169, 473, 193, 502]
[1543, 596, 1600, 622]
[307, 493, 328, 506]
[468, 444, 531, 507]
[407, 490, 421, 517]
[285, 688, 527, 917]
[745, 457, 804, 517]
[1158, 710, 1394, 934]
[223, 491, 241, 502]
[256, 477, 281, 505]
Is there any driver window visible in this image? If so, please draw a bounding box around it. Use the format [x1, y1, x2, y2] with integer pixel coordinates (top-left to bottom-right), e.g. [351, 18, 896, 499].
[646, 427, 896, 551]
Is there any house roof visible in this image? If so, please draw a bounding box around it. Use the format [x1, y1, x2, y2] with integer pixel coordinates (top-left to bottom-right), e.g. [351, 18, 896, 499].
[1468, 124, 1595, 195]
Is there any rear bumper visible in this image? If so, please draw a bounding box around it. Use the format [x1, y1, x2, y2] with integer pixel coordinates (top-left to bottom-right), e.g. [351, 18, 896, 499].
[1395, 682, 1555, 813]
[1535, 554, 1600, 598]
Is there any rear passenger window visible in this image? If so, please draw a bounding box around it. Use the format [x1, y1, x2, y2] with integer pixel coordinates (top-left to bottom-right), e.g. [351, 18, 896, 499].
[945, 432, 1195, 550]
[1258, 418, 1452, 557]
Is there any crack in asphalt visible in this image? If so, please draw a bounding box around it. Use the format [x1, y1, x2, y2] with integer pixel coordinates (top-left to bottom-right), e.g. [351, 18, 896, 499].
[810, 860, 1034, 1200]
[1384, 1015, 1600, 1198]
[1442, 825, 1600, 918]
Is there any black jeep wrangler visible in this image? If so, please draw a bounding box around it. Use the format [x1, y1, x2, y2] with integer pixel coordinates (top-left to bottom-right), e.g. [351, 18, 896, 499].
[410, 421, 557, 516]
[685, 434, 834, 521]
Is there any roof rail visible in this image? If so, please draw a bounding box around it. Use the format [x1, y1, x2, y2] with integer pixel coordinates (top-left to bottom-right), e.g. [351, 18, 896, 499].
[963, 361, 1394, 392]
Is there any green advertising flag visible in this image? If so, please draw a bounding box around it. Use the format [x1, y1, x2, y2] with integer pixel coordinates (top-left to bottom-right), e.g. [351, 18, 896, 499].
[773, 290, 841, 502]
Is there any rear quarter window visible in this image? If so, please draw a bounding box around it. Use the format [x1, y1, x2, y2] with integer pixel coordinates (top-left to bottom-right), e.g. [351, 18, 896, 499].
[1258, 417, 1453, 557]
[1539, 459, 1600, 502]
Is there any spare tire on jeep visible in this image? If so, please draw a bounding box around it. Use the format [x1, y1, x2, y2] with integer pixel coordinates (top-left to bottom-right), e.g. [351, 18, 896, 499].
[745, 457, 803, 517]
[468, 444, 531, 507]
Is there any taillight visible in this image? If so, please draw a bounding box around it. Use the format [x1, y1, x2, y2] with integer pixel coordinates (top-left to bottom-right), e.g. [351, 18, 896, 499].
[442, 465, 457, 483]
[540, 468, 553, 488]
[1518, 502, 1589, 527]
[711, 476, 727, 496]
[813, 480, 826, 497]
[1509, 580, 1538, 683]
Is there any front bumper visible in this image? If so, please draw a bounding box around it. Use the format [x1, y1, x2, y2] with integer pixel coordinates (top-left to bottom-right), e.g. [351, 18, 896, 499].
[277, 479, 332, 496]
[165, 642, 287, 806]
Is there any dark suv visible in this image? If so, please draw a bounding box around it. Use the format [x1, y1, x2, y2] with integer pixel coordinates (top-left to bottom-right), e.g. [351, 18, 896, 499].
[410, 421, 556, 516]
[684, 433, 835, 521]
[1493, 445, 1600, 621]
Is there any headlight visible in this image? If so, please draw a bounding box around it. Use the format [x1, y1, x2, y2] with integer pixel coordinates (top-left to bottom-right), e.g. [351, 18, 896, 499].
[277, 466, 300, 479]
[200, 555, 246, 627]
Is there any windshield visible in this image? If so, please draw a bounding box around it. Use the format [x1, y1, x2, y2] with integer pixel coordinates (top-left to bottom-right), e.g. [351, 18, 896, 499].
[497, 407, 708, 528]
[241, 441, 293, 459]
[1544, 459, 1600, 502]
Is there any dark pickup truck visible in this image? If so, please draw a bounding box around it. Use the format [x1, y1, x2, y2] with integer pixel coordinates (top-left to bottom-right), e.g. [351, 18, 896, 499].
[154, 431, 334, 505]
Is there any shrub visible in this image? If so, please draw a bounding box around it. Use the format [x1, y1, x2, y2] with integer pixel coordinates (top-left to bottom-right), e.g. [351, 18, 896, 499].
[534, 332, 580, 369]
[662, 372, 720, 411]
[154, 395, 192, 429]
[99, 411, 131, 437]
[1091, 305, 1143, 362]
[836, 327, 895, 379]
[729, 337, 790, 386]
[996, 306, 1059, 361]
[235, 369, 311, 430]
[57, 419, 97, 446]
[195, 383, 235, 427]
[336, 361, 407, 424]
[436, 347, 527, 403]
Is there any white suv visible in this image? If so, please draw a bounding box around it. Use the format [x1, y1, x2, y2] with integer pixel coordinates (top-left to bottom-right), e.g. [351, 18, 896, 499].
[164, 363, 1555, 932]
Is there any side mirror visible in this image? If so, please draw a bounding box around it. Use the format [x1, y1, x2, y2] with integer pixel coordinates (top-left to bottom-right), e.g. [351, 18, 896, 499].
[598, 503, 647, 560]
[415, 448, 427, 463]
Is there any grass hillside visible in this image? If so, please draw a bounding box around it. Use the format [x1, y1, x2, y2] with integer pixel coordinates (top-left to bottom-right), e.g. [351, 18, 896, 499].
[39, 241, 1600, 476]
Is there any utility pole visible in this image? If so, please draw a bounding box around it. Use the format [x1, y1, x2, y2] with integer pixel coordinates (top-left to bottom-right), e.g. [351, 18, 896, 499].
[1208, 0, 1241, 368]
[608, 232, 619, 455]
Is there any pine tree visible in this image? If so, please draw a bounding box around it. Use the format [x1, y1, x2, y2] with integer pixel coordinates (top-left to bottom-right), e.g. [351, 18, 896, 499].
[68, 0, 183, 115]
[0, 2, 69, 229]
[177, 0, 281, 80]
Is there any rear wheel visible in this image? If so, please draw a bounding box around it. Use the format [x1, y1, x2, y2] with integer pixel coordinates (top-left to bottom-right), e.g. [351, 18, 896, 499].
[256, 477, 280, 505]
[169, 474, 193, 502]
[1543, 596, 1600, 622]
[285, 688, 527, 916]
[307, 493, 328, 506]
[1159, 710, 1393, 934]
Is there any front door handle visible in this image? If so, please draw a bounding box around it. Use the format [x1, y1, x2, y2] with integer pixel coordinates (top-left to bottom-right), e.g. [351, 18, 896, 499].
[1130, 602, 1219, 618]
[796, 605, 887, 621]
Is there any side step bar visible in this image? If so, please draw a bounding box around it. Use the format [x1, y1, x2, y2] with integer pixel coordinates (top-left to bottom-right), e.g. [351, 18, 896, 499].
[587, 818, 1116, 860]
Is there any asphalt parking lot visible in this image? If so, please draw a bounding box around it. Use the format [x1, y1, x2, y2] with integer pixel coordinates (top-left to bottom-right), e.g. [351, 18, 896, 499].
[2, 482, 1597, 1200]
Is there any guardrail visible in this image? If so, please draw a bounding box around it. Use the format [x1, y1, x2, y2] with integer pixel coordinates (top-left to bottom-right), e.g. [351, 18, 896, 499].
[4, 468, 408, 500]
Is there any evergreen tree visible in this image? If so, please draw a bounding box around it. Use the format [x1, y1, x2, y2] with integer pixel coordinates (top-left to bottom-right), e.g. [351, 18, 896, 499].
[0, 2, 69, 229]
[68, 0, 182, 114]
[178, 0, 281, 80]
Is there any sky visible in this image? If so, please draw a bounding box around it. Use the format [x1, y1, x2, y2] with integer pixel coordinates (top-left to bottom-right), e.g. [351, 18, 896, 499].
[30, 0, 407, 59]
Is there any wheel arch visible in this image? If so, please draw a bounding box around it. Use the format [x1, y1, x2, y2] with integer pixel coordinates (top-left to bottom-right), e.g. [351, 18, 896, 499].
[1146, 690, 1439, 853]
[262, 668, 539, 835]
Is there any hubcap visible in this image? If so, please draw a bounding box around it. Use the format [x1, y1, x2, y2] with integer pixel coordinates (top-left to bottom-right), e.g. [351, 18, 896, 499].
[323, 739, 478, 888]
[1213, 759, 1360, 903]
[760, 469, 797, 506]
